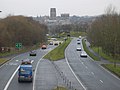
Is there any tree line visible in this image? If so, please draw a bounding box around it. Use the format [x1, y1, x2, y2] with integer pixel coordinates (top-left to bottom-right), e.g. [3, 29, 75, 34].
[87, 6, 120, 59]
[0, 16, 48, 51]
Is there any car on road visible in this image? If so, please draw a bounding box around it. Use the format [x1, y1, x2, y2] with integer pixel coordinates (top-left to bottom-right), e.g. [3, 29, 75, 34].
[49, 42, 53, 45]
[77, 41, 81, 44]
[80, 51, 87, 57]
[29, 50, 36, 56]
[54, 43, 58, 46]
[77, 39, 80, 41]
[41, 45, 47, 49]
[79, 36, 81, 39]
[18, 64, 33, 82]
[21, 59, 31, 65]
[76, 47, 82, 51]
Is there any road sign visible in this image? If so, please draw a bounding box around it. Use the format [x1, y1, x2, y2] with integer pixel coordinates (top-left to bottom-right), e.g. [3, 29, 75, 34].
[16, 43, 22, 48]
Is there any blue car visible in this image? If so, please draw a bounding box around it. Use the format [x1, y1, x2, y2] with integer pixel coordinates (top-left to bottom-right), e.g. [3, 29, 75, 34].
[18, 65, 33, 82]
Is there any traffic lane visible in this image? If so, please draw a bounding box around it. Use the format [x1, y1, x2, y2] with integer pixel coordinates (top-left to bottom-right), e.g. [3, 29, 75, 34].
[0, 61, 19, 90]
[66, 39, 104, 89]
[7, 46, 55, 90]
[67, 38, 120, 90]
[79, 38, 120, 89]
[0, 52, 28, 90]
[80, 56, 120, 90]
[54, 59, 85, 90]
[0, 45, 54, 90]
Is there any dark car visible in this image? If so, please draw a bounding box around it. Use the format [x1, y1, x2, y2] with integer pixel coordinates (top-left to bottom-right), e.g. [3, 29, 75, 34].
[29, 51, 36, 56]
[77, 42, 81, 44]
[54, 43, 58, 46]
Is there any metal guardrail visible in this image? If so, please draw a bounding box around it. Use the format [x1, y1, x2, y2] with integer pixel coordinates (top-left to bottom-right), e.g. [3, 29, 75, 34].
[51, 61, 77, 90]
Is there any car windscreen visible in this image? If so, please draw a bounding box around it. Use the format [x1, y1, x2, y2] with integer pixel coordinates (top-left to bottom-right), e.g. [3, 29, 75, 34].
[19, 67, 32, 74]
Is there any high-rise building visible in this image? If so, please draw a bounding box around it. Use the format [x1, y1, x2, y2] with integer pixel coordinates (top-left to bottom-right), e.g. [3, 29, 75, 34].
[50, 8, 56, 19]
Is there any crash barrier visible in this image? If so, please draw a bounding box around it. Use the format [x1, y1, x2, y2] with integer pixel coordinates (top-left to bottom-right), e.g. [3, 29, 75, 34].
[51, 61, 77, 90]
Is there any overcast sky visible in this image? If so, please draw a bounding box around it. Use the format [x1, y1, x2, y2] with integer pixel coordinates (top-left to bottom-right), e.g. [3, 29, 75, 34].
[0, 0, 120, 18]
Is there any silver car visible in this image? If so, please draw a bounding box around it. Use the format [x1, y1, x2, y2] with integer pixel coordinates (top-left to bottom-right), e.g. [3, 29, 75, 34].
[76, 47, 82, 51]
[80, 51, 87, 57]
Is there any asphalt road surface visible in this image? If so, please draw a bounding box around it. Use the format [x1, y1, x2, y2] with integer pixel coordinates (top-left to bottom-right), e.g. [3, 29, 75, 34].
[66, 38, 120, 90]
[0, 45, 54, 90]
[1, 38, 120, 90]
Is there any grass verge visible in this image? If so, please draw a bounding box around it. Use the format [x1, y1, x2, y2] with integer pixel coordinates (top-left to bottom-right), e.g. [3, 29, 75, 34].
[44, 38, 71, 61]
[0, 58, 7, 65]
[102, 64, 120, 78]
[82, 39, 99, 61]
[92, 47, 120, 63]
[53, 86, 67, 90]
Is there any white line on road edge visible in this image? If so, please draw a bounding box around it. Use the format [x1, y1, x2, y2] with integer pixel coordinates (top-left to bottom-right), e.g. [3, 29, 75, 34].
[4, 65, 20, 90]
[33, 50, 52, 90]
[65, 49, 86, 90]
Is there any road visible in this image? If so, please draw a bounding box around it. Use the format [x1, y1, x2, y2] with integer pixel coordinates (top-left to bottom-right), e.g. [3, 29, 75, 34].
[0, 45, 54, 90]
[1, 38, 120, 90]
[66, 38, 120, 90]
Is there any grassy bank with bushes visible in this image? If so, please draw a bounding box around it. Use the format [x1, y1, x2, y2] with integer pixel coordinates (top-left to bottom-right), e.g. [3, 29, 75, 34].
[82, 39, 99, 61]
[44, 38, 71, 61]
[92, 47, 120, 63]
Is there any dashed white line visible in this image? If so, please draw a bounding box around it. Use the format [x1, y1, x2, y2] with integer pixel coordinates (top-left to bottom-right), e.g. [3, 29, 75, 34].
[81, 62, 84, 65]
[100, 80, 103, 83]
[85, 66, 88, 69]
[91, 72, 94, 75]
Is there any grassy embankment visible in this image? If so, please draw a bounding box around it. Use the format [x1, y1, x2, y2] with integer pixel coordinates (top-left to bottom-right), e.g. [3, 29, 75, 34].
[44, 38, 71, 61]
[92, 47, 120, 62]
[0, 58, 7, 65]
[82, 39, 99, 61]
[53, 87, 67, 90]
[92, 47, 120, 78]
[83, 39, 120, 78]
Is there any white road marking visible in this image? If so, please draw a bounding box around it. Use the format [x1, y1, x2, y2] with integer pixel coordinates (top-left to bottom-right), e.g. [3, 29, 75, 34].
[8, 63, 18, 65]
[16, 60, 19, 62]
[65, 52, 87, 90]
[31, 60, 34, 63]
[100, 80, 103, 83]
[85, 66, 88, 69]
[4, 66, 20, 90]
[91, 72, 94, 75]
[81, 62, 84, 65]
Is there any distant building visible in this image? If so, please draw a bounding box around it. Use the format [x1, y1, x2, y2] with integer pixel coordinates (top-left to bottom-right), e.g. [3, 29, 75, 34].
[61, 13, 69, 18]
[50, 8, 56, 19]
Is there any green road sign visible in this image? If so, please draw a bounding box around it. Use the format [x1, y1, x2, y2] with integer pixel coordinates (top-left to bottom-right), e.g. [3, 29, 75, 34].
[16, 43, 22, 48]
